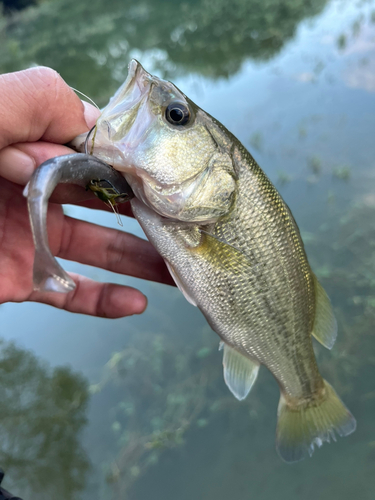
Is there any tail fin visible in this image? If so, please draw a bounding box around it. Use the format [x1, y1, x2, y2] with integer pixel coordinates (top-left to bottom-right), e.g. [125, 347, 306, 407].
[276, 380, 356, 463]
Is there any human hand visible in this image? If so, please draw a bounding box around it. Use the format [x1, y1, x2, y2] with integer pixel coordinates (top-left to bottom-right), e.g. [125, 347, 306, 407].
[0, 67, 173, 318]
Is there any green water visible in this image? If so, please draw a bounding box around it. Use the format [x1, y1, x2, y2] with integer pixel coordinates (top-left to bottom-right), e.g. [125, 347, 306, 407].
[0, 0, 375, 498]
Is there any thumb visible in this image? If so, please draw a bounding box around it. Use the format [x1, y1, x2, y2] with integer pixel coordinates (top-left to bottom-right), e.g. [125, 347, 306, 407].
[0, 66, 99, 149]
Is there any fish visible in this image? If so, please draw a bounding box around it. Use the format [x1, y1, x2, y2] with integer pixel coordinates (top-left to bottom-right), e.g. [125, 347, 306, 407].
[24, 153, 133, 292]
[71, 60, 356, 462]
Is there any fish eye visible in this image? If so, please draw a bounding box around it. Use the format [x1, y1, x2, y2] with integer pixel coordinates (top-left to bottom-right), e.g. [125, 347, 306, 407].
[165, 102, 190, 126]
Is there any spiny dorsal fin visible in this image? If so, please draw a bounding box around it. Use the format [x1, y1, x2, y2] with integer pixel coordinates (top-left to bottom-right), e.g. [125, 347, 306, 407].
[311, 274, 337, 350]
[221, 342, 259, 400]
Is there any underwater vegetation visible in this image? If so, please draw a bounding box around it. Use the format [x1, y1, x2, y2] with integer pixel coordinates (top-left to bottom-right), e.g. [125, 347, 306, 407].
[0, 340, 89, 499]
[89, 328, 234, 498]
[307, 201, 375, 396]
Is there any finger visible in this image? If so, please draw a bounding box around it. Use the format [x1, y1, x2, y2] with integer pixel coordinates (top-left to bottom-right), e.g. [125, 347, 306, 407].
[0, 67, 100, 150]
[28, 273, 147, 318]
[0, 141, 106, 204]
[0, 142, 74, 185]
[0, 141, 135, 208]
[58, 215, 174, 286]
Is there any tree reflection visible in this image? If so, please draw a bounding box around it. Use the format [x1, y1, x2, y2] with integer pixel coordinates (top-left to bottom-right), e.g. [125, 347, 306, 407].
[0, 0, 327, 102]
[88, 330, 227, 499]
[0, 340, 89, 499]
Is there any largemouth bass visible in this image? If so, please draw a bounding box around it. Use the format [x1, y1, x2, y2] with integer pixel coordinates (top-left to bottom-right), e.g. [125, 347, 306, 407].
[72, 60, 356, 462]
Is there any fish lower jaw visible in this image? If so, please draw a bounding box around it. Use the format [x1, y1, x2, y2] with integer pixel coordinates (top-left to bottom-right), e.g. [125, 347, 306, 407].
[131, 188, 222, 223]
[120, 171, 181, 220]
[126, 177, 223, 223]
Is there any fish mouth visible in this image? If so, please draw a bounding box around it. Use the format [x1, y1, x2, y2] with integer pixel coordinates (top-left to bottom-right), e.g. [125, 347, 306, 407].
[102, 59, 153, 126]
[82, 59, 155, 169]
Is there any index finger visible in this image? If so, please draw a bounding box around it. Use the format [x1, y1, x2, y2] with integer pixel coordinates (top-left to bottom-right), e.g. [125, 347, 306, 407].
[0, 66, 93, 149]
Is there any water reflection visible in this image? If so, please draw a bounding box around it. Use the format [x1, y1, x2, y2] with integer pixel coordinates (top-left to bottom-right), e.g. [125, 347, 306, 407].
[130, 198, 375, 500]
[0, 0, 36, 13]
[0, 340, 89, 499]
[0, 0, 328, 102]
[0, 0, 375, 498]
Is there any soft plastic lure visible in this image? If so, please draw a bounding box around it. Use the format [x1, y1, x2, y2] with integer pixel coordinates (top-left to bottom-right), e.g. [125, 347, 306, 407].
[24, 153, 133, 293]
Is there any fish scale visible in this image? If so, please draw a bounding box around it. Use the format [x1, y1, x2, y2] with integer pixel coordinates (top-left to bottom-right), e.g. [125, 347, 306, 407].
[212, 146, 318, 395]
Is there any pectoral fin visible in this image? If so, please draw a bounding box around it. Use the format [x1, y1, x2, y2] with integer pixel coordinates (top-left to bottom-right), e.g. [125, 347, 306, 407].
[198, 230, 268, 293]
[311, 274, 337, 350]
[198, 230, 252, 270]
[221, 343, 259, 400]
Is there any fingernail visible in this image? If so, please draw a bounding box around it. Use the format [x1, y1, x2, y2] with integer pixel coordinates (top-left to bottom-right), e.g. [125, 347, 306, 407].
[134, 293, 148, 314]
[0, 146, 36, 185]
[82, 101, 101, 129]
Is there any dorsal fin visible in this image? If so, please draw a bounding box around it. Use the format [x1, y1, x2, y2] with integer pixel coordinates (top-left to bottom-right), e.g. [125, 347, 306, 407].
[221, 342, 259, 400]
[311, 274, 337, 350]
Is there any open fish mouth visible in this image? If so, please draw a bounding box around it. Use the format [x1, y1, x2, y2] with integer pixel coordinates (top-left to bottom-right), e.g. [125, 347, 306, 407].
[97, 60, 154, 146]
[73, 60, 155, 170]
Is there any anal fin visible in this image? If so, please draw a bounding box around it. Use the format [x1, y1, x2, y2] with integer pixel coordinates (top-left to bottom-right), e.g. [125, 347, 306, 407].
[311, 274, 337, 350]
[221, 343, 259, 400]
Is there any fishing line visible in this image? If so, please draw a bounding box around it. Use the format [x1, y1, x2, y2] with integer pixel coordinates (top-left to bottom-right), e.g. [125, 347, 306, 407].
[70, 87, 100, 156]
[70, 87, 100, 110]
[108, 200, 123, 227]
[84, 125, 96, 155]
